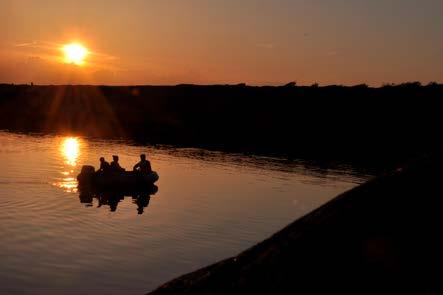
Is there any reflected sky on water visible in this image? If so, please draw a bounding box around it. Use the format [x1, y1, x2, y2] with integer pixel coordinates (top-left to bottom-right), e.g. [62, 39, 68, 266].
[0, 131, 371, 294]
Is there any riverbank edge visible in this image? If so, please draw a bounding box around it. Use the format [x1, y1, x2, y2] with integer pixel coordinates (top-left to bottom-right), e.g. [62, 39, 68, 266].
[147, 152, 442, 294]
[2, 84, 443, 170]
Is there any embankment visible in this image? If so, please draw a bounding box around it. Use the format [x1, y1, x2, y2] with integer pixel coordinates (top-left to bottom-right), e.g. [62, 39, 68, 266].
[148, 152, 443, 294]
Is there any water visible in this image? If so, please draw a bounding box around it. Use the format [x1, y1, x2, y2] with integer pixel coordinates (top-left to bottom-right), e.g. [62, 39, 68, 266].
[0, 131, 371, 294]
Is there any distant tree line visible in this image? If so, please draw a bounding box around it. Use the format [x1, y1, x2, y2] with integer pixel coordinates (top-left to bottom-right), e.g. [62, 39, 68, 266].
[0, 82, 442, 170]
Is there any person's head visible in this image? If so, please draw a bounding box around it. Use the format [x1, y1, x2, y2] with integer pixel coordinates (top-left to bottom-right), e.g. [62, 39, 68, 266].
[112, 155, 119, 162]
[140, 154, 146, 160]
[100, 157, 105, 162]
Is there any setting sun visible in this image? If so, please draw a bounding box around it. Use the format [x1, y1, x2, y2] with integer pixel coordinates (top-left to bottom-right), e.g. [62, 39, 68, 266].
[62, 43, 88, 65]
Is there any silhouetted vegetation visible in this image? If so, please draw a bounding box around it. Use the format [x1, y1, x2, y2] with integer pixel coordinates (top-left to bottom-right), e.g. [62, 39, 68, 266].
[1, 83, 442, 170]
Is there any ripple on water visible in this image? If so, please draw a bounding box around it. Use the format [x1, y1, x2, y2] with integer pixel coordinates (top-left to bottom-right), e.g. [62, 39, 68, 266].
[0, 131, 370, 295]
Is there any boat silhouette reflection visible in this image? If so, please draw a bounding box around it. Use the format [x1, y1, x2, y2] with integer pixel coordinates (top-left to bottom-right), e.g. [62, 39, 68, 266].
[78, 185, 158, 214]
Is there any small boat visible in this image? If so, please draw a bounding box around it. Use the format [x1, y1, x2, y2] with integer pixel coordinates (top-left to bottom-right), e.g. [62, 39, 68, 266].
[77, 165, 159, 190]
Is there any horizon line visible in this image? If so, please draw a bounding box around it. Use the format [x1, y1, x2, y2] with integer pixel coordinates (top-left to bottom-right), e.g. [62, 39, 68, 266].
[1, 81, 441, 88]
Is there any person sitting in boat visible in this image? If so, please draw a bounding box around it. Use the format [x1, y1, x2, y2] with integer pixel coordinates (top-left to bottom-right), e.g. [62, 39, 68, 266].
[97, 157, 110, 173]
[110, 155, 125, 172]
[133, 153, 152, 174]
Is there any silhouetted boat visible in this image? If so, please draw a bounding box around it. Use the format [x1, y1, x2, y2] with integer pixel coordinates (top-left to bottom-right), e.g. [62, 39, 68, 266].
[77, 165, 159, 190]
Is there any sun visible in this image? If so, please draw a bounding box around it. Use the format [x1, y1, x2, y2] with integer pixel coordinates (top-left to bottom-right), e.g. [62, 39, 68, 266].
[62, 43, 89, 65]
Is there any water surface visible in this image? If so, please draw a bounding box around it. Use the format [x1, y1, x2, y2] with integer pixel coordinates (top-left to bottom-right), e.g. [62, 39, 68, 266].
[0, 131, 371, 294]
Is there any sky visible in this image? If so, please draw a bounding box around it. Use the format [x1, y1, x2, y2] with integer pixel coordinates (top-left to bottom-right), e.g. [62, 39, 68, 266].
[0, 0, 442, 86]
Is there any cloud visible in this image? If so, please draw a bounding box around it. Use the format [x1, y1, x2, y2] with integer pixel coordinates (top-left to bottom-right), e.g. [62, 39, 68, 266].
[14, 40, 59, 51]
[257, 43, 275, 49]
[14, 41, 38, 47]
[8, 39, 120, 74]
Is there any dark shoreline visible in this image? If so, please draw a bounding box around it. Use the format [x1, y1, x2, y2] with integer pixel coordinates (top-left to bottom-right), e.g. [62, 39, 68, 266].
[1, 83, 443, 171]
[148, 152, 443, 294]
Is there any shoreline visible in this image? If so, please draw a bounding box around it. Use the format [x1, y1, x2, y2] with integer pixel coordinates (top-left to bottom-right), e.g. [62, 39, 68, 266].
[148, 152, 442, 294]
[2, 83, 443, 171]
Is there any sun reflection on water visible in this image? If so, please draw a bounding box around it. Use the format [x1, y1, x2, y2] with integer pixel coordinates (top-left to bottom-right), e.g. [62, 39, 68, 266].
[62, 137, 80, 166]
[56, 137, 82, 192]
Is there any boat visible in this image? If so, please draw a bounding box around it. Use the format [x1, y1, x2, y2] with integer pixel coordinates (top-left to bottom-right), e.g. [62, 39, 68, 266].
[77, 165, 159, 190]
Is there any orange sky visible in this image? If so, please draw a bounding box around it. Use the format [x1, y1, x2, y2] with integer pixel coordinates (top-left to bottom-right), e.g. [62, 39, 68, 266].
[1, 0, 442, 86]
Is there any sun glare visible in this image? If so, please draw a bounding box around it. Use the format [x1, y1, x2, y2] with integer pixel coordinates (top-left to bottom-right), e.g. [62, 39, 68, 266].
[62, 43, 89, 65]
[61, 137, 80, 166]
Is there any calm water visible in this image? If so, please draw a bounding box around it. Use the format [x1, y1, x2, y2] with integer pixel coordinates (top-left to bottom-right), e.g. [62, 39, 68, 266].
[0, 131, 371, 294]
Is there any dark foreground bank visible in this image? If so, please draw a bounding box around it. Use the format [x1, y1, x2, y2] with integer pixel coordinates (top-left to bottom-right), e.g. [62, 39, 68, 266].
[1, 83, 443, 170]
[148, 152, 443, 294]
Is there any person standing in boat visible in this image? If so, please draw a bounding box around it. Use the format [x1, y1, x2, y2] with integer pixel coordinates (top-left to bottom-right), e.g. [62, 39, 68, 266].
[110, 155, 125, 172]
[97, 157, 110, 173]
[133, 154, 152, 174]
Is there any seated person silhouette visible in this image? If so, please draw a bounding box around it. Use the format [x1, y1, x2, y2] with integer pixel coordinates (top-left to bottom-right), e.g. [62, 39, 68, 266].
[133, 153, 152, 174]
[97, 157, 110, 173]
[110, 155, 125, 172]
